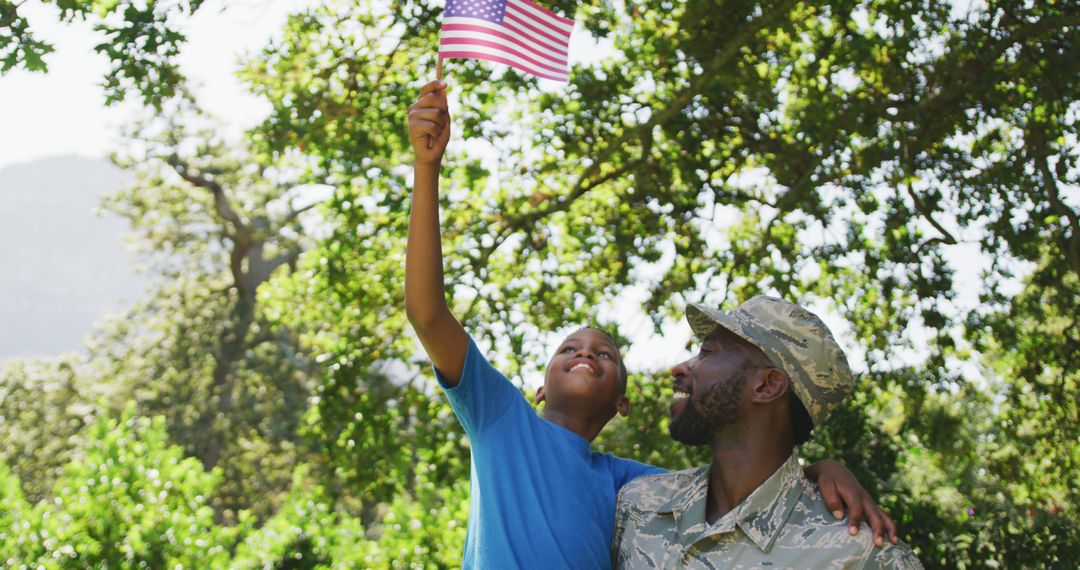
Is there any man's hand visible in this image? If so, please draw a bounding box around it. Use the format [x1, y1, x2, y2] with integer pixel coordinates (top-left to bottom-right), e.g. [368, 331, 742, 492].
[408, 79, 451, 164]
[805, 459, 898, 547]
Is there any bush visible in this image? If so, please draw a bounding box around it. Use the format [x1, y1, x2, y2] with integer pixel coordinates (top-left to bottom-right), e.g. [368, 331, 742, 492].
[31, 404, 235, 569]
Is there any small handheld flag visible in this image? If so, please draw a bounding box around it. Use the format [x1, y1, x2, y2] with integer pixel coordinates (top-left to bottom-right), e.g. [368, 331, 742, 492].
[437, 0, 575, 82]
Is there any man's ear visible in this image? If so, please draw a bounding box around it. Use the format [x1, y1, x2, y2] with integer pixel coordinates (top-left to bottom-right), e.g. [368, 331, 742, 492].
[616, 395, 630, 418]
[752, 369, 790, 404]
[535, 386, 546, 404]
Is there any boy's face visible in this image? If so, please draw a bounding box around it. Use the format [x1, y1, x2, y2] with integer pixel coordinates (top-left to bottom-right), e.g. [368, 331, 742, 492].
[538, 328, 629, 420]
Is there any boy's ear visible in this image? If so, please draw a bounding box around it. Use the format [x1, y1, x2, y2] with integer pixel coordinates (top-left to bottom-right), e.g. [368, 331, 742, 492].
[616, 395, 630, 418]
[534, 386, 546, 404]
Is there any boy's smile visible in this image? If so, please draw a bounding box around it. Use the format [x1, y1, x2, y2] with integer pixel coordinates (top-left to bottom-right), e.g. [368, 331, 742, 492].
[567, 358, 600, 375]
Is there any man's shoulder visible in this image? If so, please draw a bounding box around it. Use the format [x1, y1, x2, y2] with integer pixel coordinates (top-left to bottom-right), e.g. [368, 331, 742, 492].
[784, 478, 870, 542]
[781, 479, 924, 569]
[617, 466, 702, 508]
[865, 543, 925, 570]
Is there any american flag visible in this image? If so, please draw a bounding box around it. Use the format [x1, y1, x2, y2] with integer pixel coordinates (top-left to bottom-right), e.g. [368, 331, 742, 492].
[438, 0, 575, 82]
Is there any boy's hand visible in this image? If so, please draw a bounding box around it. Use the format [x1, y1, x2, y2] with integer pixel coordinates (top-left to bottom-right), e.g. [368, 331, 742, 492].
[806, 459, 898, 547]
[408, 79, 451, 165]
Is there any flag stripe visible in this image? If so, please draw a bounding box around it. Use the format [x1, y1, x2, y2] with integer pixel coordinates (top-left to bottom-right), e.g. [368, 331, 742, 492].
[442, 21, 567, 62]
[439, 49, 568, 81]
[507, 0, 573, 34]
[438, 0, 574, 82]
[503, 8, 570, 52]
[440, 37, 565, 76]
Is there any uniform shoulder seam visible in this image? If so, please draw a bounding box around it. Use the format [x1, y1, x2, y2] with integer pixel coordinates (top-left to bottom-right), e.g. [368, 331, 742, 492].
[619, 466, 699, 501]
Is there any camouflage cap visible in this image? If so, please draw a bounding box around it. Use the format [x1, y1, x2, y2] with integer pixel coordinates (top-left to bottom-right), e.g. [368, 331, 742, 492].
[685, 296, 854, 426]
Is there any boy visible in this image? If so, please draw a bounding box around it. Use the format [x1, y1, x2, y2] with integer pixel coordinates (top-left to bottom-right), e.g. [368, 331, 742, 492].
[405, 79, 894, 568]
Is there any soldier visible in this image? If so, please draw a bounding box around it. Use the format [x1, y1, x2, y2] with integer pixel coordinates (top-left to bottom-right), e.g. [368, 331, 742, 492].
[612, 296, 924, 569]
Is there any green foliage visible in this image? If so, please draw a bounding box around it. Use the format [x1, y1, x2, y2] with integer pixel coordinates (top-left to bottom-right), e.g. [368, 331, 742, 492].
[0, 1, 55, 72]
[230, 467, 469, 569]
[7, 405, 235, 568]
[0, 462, 45, 566]
[0, 356, 97, 503]
[363, 478, 469, 568]
[0, 0, 205, 107]
[229, 467, 365, 569]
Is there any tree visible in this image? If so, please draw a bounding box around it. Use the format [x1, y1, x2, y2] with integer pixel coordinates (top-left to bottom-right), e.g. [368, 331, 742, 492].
[4, 406, 236, 568]
[0, 0, 206, 107]
[93, 100, 324, 520]
[0, 355, 97, 503]
[0, 461, 45, 566]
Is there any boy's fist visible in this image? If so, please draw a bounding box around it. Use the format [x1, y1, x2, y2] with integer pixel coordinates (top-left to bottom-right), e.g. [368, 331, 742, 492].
[408, 80, 451, 164]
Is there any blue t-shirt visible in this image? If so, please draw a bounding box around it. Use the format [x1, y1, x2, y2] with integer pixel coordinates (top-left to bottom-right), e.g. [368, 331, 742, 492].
[436, 337, 664, 569]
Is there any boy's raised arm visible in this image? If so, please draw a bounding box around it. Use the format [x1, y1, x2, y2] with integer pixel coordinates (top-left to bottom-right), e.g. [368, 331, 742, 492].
[405, 79, 469, 386]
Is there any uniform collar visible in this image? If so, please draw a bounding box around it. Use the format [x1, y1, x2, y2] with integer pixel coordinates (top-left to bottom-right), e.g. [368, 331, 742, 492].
[656, 453, 807, 553]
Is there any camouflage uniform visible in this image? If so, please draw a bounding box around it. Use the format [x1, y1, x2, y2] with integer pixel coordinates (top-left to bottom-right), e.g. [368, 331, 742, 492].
[612, 454, 923, 569]
[612, 296, 924, 568]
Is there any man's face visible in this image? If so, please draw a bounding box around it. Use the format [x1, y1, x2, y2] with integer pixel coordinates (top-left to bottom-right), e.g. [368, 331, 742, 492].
[669, 332, 761, 446]
[541, 328, 626, 413]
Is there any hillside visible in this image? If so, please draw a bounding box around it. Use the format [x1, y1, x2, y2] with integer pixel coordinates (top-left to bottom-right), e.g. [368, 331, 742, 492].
[0, 156, 146, 359]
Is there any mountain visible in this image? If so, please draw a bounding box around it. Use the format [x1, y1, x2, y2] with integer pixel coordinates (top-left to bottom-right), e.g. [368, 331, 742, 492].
[0, 155, 147, 360]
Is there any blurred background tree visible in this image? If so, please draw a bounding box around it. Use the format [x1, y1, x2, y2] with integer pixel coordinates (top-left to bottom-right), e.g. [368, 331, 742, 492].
[1, 0, 1076, 567]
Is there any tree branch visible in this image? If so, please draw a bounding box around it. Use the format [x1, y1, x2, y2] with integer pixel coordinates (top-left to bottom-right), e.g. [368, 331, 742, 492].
[904, 182, 958, 248]
[477, 152, 650, 264]
[1031, 134, 1080, 275]
[266, 248, 302, 276]
[898, 13, 1080, 128]
[283, 200, 323, 225]
[166, 156, 249, 236]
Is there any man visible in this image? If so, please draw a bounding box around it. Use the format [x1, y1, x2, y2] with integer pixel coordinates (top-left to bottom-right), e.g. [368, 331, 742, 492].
[612, 296, 923, 568]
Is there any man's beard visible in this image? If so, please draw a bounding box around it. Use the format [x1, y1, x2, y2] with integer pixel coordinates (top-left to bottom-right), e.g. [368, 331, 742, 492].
[669, 370, 748, 446]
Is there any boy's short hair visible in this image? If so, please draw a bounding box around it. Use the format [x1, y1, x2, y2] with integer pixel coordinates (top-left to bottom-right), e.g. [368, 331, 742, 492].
[577, 326, 629, 393]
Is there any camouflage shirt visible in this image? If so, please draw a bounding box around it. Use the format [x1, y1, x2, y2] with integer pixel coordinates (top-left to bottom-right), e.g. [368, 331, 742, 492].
[612, 454, 923, 569]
